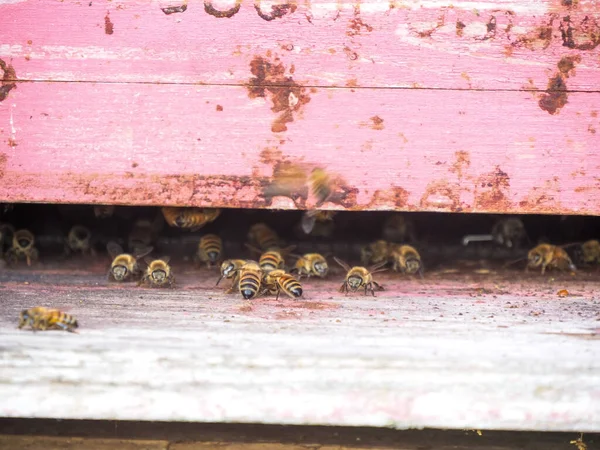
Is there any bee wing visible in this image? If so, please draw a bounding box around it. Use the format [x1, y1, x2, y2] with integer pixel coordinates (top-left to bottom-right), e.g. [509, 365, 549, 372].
[560, 241, 584, 249]
[502, 256, 527, 268]
[160, 255, 171, 264]
[333, 257, 351, 272]
[106, 241, 124, 259]
[244, 243, 263, 254]
[280, 245, 296, 255]
[143, 256, 154, 266]
[300, 212, 317, 234]
[134, 246, 154, 259]
[368, 260, 388, 273]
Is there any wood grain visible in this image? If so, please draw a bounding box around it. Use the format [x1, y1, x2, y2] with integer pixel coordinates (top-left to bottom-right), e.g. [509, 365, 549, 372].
[0, 436, 168, 450]
[0, 82, 598, 213]
[1, 266, 599, 431]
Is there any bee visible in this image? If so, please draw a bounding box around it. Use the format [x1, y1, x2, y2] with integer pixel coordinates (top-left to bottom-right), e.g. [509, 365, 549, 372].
[196, 234, 222, 268]
[361, 240, 390, 266]
[334, 257, 386, 296]
[140, 257, 174, 288]
[247, 223, 281, 251]
[291, 253, 329, 278]
[216, 259, 247, 291]
[107, 241, 153, 282]
[128, 216, 163, 254]
[6, 229, 39, 266]
[18, 307, 79, 333]
[382, 214, 416, 243]
[527, 244, 576, 274]
[65, 225, 95, 256]
[580, 240, 600, 264]
[300, 210, 337, 236]
[162, 207, 221, 231]
[262, 269, 303, 300]
[389, 244, 424, 277]
[491, 217, 527, 248]
[93, 205, 115, 219]
[237, 260, 263, 300]
[309, 168, 332, 205]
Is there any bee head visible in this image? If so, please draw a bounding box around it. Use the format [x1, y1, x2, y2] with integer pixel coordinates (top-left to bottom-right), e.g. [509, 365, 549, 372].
[313, 261, 328, 276]
[112, 265, 128, 280]
[348, 275, 363, 290]
[207, 251, 219, 263]
[528, 252, 542, 267]
[406, 258, 421, 274]
[152, 269, 167, 282]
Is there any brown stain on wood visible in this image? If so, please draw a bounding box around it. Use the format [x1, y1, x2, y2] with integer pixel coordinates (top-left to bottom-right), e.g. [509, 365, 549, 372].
[290, 301, 338, 310]
[369, 115, 384, 130]
[450, 151, 471, 179]
[474, 167, 511, 211]
[455, 20, 466, 37]
[368, 186, 410, 209]
[518, 178, 563, 213]
[0, 153, 7, 178]
[247, 55, 311, 133]
[420, 181, 462, 212]
[0, 59, 17, 102]
[7, 138, 17, 148]
[204, 0, 242, 19]
[216, 104, 223, 112]
[560, 15, 600, 50]
[347, 8, 373, 37]
[511, 15, 555, 51]
[161, 4, 187, 15]
[538, 55, 580, 115]
[104, 13, 114, 35]
[254, 1, 297, 21]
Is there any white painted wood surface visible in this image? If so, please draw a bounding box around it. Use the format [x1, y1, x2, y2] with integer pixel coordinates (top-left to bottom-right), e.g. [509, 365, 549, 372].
[0, 269, 599, 432]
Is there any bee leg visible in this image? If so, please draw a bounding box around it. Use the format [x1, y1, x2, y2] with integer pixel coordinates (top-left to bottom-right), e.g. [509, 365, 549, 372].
[541, 264, 546, 275]
[275, 288, 281, 301]
[372, 281, 384, 291]
[338, 282, 347, 294]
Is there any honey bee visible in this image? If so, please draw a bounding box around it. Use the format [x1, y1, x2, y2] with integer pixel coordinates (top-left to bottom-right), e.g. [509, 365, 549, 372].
[309, 168, 332, 206]
[107, 241, 153, 282]
[140, 257, 174, 288]
[580, 240, 600, 264]
[300, 210, 337, 235]
[93, 205, 115, 219]
[6, 229, 39, 266]
[18, 307, 79, 333]
[257, 249, 286, 273]
[128, 217, 163, 254]
[196, 234, 222, 268]
[262, 269, 303, 300]
[162, 207, 221, 231]
[382, 214, 416, 243]
[361, 240, 390, 266]
[216, 259, 247, 290]
[492, 217, 527, 248]
[291, 253, 329, 278]
[237, 260, 263, 300]
[389, 244, 424, 277]
[334, 257, 386, 296]
[527, 244, 576, 274]
[65, 225, 95, 256]
[247, 223, 281, 251]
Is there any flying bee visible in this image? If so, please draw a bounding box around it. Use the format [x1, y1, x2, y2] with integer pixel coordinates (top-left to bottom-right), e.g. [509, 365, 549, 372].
[262, 269, 303, 300]
[291, 253, 329, 278]
[6, 229, 39, 266]
[162, 207, 221, 231]
[309, 168, 332, 206]
[93, 205, 115, 219]
[196, 234, 222, 268]
[389, 244, 424, 277]
[237, 260, 263, 300]
[300, 210, 337, 236]
[361, 240, 390, 266]
[18, 307, 79, 333]
[527, 244, 576, 274]
[65, 225, 95, 256]
[216, 259, 247, 292]
[140, 256, 174, 288]
[107, 241, 153, 282]
[382, 214, 416, 243]
[334, 257, 387, 296]
[247, 223, 281, 251]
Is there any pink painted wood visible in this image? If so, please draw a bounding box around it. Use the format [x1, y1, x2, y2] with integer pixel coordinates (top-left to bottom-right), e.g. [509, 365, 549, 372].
[0, 0, 599, 213]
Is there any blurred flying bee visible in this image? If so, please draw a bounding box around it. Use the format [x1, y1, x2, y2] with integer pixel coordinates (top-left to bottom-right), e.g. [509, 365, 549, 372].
[128, 216, 163, 254]
[291, 253, 329, 278]
[462, 217, 527, 249]
[65, 225, 95, 256]
[561, 239, 600, 266]
[382, 214, 416, 243]
[309, 168, 332, 206]
[18, 307, 79, 333]
[93, 205, 115, 219]
[300, 210, 337, 236]
[237, 260, 263, 300]
[0, 222, 15, 258]
[140, 256, 174, 288]
[264, 162, 308, 201]
[216, 259, 247, 291]
[262, 269, 303, 300]
[389, 244, 424, 277]
[195, 234, 222, 268]
[527, 244, 576, 274]
[334, 257, 387, 296]
[6, 229, 39, 266]
[361, 240, 390, 266]
[107, 241, 153, 282]
[162, 207, 221, 231]
[247, 223, 282, 251]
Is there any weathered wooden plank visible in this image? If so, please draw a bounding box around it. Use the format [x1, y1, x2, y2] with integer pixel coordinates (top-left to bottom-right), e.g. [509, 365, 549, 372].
[0, 82, 598, 213]
[1, 267, 599, 431]
[0, 436, 169, 450]
[1, 0, 599, 90]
